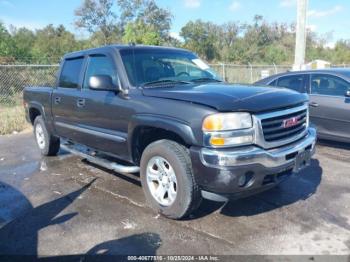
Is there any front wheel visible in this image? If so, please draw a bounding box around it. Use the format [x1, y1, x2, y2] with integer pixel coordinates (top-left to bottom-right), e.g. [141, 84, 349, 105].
[140, 140, 202, 219]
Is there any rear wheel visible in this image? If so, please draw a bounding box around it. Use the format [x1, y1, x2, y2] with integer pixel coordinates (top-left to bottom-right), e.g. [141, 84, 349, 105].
[34, 116, 60, 156]
[140, 140, 202, 219]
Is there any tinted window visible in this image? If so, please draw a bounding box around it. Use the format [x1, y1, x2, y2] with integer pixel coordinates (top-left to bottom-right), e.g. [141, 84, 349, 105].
[311, 74, 350, 96]
[120, 49, 220, 86]
[83, 55, 118, 89]
[59, 57, 84, 88]
[277, 75, 306, 93]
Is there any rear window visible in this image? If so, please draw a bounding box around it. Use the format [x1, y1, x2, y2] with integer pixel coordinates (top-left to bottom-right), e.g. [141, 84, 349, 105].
[59, 57, 84, 88]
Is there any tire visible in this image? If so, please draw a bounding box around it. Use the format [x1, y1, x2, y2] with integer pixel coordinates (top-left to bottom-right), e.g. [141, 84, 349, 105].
[33, 116, 60, 156]
[140, 139, 202, 219]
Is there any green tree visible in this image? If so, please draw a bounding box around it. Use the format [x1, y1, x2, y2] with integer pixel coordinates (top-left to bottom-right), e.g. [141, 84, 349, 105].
[74, 0, 120, 45]
[74, 0, 172, 46]
[10, 26, 36, 62]
[215, 22, 241, 61]
[0, 22, 15, 61]
[117, 0, 172, 40]
[32, 25, 80, 63]
[180, 20, 219, 61]
[332, 40, 350, 64]
[263, 45, 289, 64]
[3, 12, 350, 66]
[122, 21, 160, 45]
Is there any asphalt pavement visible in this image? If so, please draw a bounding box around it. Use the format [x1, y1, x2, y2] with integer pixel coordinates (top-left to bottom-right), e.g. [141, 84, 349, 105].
[0, 130, 349, 258]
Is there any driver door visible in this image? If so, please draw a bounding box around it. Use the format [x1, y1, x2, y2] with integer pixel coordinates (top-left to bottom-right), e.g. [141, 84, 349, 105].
[74, 53, 131, 160]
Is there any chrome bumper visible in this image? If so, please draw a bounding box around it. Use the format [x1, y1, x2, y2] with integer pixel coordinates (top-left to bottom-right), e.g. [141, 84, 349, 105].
[200, 127, 317, 169]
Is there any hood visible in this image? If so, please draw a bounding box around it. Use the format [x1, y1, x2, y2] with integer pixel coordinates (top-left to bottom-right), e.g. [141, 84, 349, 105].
[142, 83, 308, 113]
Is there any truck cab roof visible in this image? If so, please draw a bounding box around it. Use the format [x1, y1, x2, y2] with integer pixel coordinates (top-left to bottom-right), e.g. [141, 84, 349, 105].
[63, 44, 191, 60]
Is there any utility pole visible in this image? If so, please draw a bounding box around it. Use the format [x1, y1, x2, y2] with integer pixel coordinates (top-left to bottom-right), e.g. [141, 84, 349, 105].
[293, 0, 308, 71]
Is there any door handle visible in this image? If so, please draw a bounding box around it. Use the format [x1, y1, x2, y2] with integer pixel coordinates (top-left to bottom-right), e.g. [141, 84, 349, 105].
[309, 102, 319, 107]
[54, 97, 61, 104]
[77, 98, 85, 108]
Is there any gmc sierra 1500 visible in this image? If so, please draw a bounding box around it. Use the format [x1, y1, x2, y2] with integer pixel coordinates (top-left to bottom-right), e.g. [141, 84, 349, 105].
[23, 45, 316, 219]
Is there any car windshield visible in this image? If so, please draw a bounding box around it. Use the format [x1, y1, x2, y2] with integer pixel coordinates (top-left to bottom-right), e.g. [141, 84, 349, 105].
[120, 48, 221, 87]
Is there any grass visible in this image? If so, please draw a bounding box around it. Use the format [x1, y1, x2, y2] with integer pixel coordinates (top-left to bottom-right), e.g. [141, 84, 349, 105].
[0, 104, 30, 135]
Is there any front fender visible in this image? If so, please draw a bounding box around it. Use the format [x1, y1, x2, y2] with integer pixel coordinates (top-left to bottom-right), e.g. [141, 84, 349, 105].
[128, 114, 199, 159]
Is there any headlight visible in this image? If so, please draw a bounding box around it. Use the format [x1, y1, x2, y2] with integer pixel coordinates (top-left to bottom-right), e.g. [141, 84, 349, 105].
[202, 113, 252, 131]
[203, 113, 254, 147]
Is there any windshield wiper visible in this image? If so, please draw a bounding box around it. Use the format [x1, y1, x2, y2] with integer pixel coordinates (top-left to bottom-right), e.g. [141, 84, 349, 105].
[142, 79, 191, 88]
[191, 78, 223, 83]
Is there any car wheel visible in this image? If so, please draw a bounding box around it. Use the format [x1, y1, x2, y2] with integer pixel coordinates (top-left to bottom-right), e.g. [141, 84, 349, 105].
[140, 139, 202, 219]
[34, 116, 60, 156]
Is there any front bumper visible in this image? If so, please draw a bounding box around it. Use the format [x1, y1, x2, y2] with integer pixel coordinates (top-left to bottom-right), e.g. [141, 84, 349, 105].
[190, 127, 317, 200]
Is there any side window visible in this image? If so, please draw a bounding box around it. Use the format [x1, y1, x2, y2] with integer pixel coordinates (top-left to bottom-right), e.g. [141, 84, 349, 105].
[277, 75, 306, 93]
[83, 55, 118, 89]
[59, 57, 84, 88]
[311, 74, 350, 96]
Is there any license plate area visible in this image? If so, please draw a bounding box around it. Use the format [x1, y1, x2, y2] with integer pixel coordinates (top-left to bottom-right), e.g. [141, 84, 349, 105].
[293, 150, 311, 172]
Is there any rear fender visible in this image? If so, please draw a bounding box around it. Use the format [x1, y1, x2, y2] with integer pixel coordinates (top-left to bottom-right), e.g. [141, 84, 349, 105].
[28, 102, 55, 134]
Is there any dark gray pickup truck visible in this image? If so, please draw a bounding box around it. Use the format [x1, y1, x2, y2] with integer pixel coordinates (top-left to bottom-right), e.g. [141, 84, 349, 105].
[23, 45, 316, 219]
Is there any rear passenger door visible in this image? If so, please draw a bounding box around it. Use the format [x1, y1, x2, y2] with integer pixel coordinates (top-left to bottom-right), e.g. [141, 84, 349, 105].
[276, 74, 308, 93]
[52, 57, 85, 142]
[308, 74, 350, 140]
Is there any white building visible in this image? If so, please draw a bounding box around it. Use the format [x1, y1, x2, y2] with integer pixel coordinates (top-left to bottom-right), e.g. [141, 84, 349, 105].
[303, 60, 331, 70]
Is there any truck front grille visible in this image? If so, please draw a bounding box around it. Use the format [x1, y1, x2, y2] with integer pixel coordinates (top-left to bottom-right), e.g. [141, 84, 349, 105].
[261, 108, 307, 142]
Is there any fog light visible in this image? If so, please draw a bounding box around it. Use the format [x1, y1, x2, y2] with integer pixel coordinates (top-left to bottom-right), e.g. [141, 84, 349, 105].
[210, 137, 225, 146]
[209, 135, 253, 147]
[238, 174, 246, 187]
[238, 172, 255, 188]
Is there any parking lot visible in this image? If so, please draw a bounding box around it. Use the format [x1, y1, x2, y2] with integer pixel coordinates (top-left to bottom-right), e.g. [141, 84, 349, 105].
[0, 130, 349, 257]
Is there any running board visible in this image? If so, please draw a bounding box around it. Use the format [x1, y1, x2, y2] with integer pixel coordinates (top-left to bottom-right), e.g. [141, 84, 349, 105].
[60, 144, 140, 174]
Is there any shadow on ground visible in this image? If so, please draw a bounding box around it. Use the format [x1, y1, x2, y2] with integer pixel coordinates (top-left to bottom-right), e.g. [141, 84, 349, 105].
[0, 181, 33, 228]
[0, 180, 95, 255]
[0, 180, 160, 260]
[86, 233, 161, 255]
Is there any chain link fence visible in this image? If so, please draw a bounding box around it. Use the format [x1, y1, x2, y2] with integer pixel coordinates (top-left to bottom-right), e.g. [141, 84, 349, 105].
[0, 63, 295, 106]
[210, 64, 292, 83]
[0, 65, 59, 106]
[0, 62, 348, 134]
[2, 62, 350, 106]
[210, 63, 350, 83]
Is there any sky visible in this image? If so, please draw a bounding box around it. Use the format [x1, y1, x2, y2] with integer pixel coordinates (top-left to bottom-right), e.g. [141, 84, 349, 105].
[0, 0, 349, 46]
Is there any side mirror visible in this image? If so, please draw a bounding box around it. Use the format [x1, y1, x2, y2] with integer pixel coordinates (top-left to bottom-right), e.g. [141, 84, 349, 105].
[89, 75, 118, 92]
[346, 90, 350, 97]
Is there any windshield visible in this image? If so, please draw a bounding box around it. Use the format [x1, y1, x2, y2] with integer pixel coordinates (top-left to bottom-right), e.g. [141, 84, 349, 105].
[120, 48, 221, 87]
